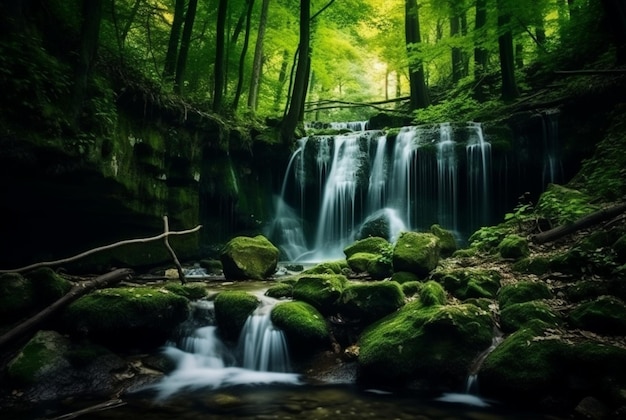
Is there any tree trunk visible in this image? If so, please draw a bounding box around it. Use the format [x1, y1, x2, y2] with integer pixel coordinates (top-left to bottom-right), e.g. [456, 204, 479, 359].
[162, 0, 185, 82]
[405, 0, 430, 111]
[474, 0, 488, 86]
[119, 0, 143, 46]
[280, 0, 310, 144]
[213, 0, 228, 111]
[72, 0, 103, 125]
[273, 49, 290, 112]
[248, 0, 271, 111]
[173, 0, 198, 95]
[232, 0, 255, 110]
[497, 0, 519, 101]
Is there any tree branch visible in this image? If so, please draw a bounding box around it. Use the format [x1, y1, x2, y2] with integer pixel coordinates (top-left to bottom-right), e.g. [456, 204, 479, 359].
[162, 216, 187, 284]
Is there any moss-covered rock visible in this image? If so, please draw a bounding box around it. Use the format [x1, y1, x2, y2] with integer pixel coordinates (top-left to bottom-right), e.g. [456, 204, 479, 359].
[392, 232, 440, 276]
[271, 301, 330, 353]
[500, 301, 562, 333]
[265, 282, 293, 299]
[301, 260, 349, 275]
[0, 272, 34, 322]
[25, 267, 73, 306]
[498, 234, 530, 260]
[338, 282, 405, 323]
[430, 224, 457, 258]
[344, 237, 391, 258]
[163, 281, 208, 300]
[400, 281, 422, 297]
[292, 274, 347, 315]
[358, 301, 493, 386]
[563, 280, 611, 302]
[346, 252, 392, 279]
[419, 280, 447, 306]
[220, 235, 279, 280]
[391, 271, 420, 284]
[498, 281, 552, 309]
[214, 291, 260, 341]
[512, 256, 551, 275]
[62, 286, 190, 350]
[7, 330, 71, 386]
[432, 267, 501, 300]
[568, 296, 626, 335]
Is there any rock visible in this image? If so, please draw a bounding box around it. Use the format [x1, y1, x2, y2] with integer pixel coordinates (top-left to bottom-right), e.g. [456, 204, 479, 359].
[214, 291, 260, 341]
[568, 296, 626, 335]
[512, 256, 551, 275]
[392, 232, 440, 277]
[419, 280, 447, 306]
[500, 301, 562, 333]
[25, 267, 72, 305]
[498, 234, 530, 259]
[265, 282, 293, 299]
[220, 235, 280, 280]
[199, 259, 223, 274]
[292, 274, 347, 315]
[345, 252, 392, 279]
[497, 281, 552, 309]
[574, 396, 610, 420]
[271, 301, 330, 353]
[430, 224, 457, 257]
[358, 301, 493, 386]
[391, 271, 420, 284]
[399, 281, 422, 297]
[301, 260, 349, 275]
[62, 286, 190, 351]
[0, 272, 34, 323]
[355, 209, 405, 241]
[432, 267, 501, 300]
[338, 282, 405, 323]
[7, 330, 71, 386]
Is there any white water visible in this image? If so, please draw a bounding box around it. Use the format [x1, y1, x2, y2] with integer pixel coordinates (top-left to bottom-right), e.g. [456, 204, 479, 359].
[149, 300, 300, 400]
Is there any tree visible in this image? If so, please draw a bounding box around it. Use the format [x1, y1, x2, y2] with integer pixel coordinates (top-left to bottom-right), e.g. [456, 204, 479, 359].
[213, 0, 228, 111]
[473, 0, 489, 99]
[496, 0, 519, 100]
[174, 0, 198, 95]
[232, 0, 255, 110]
[405, 0, 430, 110]
[248, 0, 271, 112]
[162, 0, 185, 83]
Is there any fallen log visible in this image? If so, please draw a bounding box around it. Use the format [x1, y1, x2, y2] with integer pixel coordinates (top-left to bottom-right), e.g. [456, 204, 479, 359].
[531, 202, 626, 244]
[0, 268, 133, 351]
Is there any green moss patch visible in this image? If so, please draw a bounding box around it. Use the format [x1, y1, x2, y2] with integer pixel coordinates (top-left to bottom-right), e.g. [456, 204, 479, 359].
[214, 291, 260, 341]
[265, 282, 293, 299]
[292, 274, 347, 315]
[392, 232, 441, 276]
[339, 281, 405, 323]
[271, 301, 330, 353]
[500, 301, 562, 333]
[568, 296, 626, 335]
[498, 234, 530, 260]
[497, 281, 552, 309]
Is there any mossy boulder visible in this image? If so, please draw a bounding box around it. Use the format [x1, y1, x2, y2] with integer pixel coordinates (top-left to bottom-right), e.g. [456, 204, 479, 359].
[392, 232, 440, 276]
[7, 330, 71, 386]
[391, 271, 420, 284]
[400, 281, 422, 297]
[220, 235, 279, 280]
[344, 236, 391, 258]
[301, 260, 349, 275]
[512, 256, 551, 275]
[563, 280, 611, 302]
[358, 301, 493, 386]
[338, 282, 405, 323]
[292, 274, 347, 315]
[214, 291, 260, 341]
[551, 231, 621, 275]
[346, 252, 392, 279]
[498, 234, 530, 260]
[62, 286, 190, 351]
[432, 267, 501, 300]
[271, 301, 330, 354]
[568, 296, 626, 335]
[0, 272, 34, 322]
[419, 280, 447, 306]
[430, 224, 457, 257]
[500, 301, 562, 333]
[163, 281, 208, 300]
[265, 282, 293, 299]
[26, 267, 73, 306]
[498, 281, 552, 309]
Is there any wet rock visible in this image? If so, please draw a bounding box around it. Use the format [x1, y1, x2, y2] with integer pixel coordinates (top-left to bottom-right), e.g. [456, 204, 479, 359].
[500, 301, 562, 333]
[338, 282, 405, 323]
[271, 301, 330, 353]
[392, 232, 440, 277]
[292, 274, 347, 315]
[0, 272, 34, 322]
[220, 235, 279, 280]
[214, 291, 260, 341]
[430, 224, 457, 257]
[265, 282, 293, 299]
[432, 267, 501, 300]
[574, 396, 610, 420]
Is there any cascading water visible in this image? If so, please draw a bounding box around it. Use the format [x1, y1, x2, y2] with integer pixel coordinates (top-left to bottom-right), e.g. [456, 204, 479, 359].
[466, 122, 492, 233]
[540, 109, 563, 187]
[149, 299, 300, 399]
[436, 122, 458, 232]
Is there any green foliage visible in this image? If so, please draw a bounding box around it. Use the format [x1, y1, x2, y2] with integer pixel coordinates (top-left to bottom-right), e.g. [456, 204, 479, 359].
[536, 184, 597, 226]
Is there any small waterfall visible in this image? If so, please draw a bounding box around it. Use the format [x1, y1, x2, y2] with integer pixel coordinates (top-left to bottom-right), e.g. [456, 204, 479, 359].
[367, 134, 388, 213]
[540, 109, 563, 187]
[389, 126, 418, 229]
[436, 123, 458, 232]
[329, 121, 369, 131]
[150, 300, 300, 399]
[466, 122, 492, 232]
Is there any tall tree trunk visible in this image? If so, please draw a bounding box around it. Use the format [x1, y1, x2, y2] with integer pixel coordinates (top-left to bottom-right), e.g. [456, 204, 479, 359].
[248, 0, 271, 111]
[232, 0, 255, 110]
[213, 0, 228, 111]
[163, 0, 185, 83]
[396, 71, 402, 98]
[473, 0, 489, 99]
[405, 0, 430, 111]
[173, 0, 198, 95]
[280, 0, 310, 144]
[497, 0, 519, 100]
[273, 49, 290, 112]
[72, 0, 103, 124]
[119, 0, 142, 45]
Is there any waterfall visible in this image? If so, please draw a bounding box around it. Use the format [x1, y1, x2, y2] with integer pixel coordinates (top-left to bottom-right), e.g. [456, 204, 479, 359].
[466, 121, 492, 232]
[149, 300, 300, 399]
[436, 123, 458, 232]
[540, 109, 563, 187]
[367, 134, 387, 213]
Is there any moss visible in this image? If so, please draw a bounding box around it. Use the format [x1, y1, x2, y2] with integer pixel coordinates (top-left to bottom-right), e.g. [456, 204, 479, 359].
[568, 296, 626, 335]
[468, 224, 512, 253]
[271, 301, 330, 353]
[346, 252, 377, 273]
[344, 237, 391, 258]
[400, 281, 422, 297]
[0, 272, 34, 321]
[63, 286, 190, 350]
[67, 341, 112, 368]
[563, 280, 610, 302]
[500, 301, 562, 333]
[451, 247, 478, 258]
[214, 291, 259, 341]
[292, 274, 347, 315]
[432, 267, 501, 300]
[339, 281, 405, 322]
[163, 282, 208, 300]
[512, 256, 551, 275]
[419, 280, 447, 306]
[265, 282, 293, 299]
[391, 271, 420, 284]
[498, 234, 530, 260]
[498, 281, 552, 309]
[25, 267, 72, 305]
[7, 330, 70, 386]
[392, 232, 441, 276]
[220, 235, 279, 280]
[430, 224, 457, 257]
[301, 260, 349, 275]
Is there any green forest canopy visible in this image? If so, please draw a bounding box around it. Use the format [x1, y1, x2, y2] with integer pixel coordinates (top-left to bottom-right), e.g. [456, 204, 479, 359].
[1, 0, 624, 138]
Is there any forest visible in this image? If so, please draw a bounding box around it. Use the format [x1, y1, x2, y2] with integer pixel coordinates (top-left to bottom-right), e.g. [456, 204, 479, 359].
[2, 0, 626, 419]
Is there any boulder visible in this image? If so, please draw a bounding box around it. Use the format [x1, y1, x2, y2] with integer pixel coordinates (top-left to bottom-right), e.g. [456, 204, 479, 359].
[391, 271, 420, 284]
[498, 234, 530, 259]
[220, 235, 280, 280]
[419, 280, 447, 306]
[432, 267, 501, 300]
[497, 281, 552, 309]
[346, 252, 392, 279]
[392, 232, 440, 276]
[271, 301, 330, 353]
[500, 301, 562, 333]
[568, 296, 626, 335]
[430, 224, 457, 257]
[338, 282, 405, 323]
[62, 286, 190, 351]
[214, 291, 260, 341]
[301, 260, 349, 275]
[292, 274, 347, 315]
[358, 301, 493, 386]
[344, 236, 391, 258]
[265, 282, 293, 299]
[26, 267, 73, 306]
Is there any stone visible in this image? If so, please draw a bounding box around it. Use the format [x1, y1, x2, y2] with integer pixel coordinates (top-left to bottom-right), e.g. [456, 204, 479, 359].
[220, 235, 280, 280]
[214, 291, 260, 341]
[497, 281, 552, 309]
[568, 296, 626, 335]
[271, 301, 330, 353]
[292, 274, 347, 315]
[338, 282, 405, 323]
[498, 234, 530, 259]
[392, 232, 440, 277]
[500, 301, 562, 333]
[430, 224, 457, 257]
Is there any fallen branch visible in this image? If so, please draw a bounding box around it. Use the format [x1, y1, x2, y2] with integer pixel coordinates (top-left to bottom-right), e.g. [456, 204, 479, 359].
[49, 398, 126, 420]
[162, 216, 186, 284]
[0, 268, 133, 351]
[0, 224, 202, 274]
[531, 202, 626, 244]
